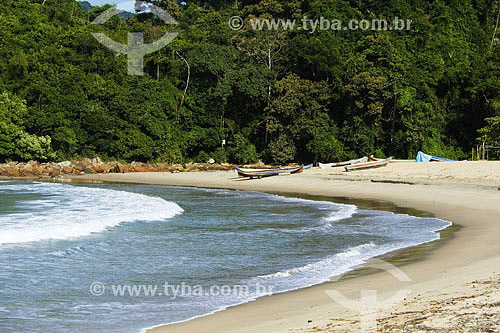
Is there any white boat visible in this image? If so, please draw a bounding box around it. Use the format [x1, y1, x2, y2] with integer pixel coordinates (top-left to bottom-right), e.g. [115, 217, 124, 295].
[369, 156, 415, 163]
[318, 157, 368, 169]
[345, 157, 393, 172]
[235, 165, 304, 178]
[318, 162, 334, 169]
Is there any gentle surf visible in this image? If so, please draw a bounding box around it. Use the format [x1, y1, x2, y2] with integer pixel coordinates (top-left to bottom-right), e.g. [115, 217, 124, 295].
[0, 182, 451, 333]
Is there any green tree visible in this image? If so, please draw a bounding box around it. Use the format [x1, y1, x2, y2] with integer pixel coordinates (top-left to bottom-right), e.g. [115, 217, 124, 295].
[0, 92, 26, 160]
[0, 92, 56, 161]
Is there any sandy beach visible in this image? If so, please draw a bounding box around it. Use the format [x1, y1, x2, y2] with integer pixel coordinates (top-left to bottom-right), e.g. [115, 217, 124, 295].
[71, 161, 500, 332]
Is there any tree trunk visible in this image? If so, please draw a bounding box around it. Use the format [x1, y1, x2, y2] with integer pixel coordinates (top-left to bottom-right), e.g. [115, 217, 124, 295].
[491, 6, 500, 50]
[391, 95, 396, 143]
[175, 51, 190, 112]
[265, 47, 272, 144]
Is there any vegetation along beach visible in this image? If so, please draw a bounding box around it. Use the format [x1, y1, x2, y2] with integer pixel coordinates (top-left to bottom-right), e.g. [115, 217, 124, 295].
[1, 0, 500, 332]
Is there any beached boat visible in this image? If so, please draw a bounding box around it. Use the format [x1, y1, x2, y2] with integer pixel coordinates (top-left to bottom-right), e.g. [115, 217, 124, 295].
[345, 157, 393, 172]
[369, 157, 415, 163]
[318, 157, 368, 169]
[236, 164, 307, 173]
[236, 165, 304, 178]
[236, 167, 277, 173]
[318, 162, 333, 169]
[304, 164, 313, 169]
[388, 159, 415, 163]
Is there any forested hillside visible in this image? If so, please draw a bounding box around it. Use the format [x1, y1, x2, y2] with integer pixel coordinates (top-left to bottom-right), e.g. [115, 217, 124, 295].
[1, 0, 499, 164]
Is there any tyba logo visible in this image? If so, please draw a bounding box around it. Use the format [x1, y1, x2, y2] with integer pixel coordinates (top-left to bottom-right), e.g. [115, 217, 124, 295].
[91, 1, 178, 76]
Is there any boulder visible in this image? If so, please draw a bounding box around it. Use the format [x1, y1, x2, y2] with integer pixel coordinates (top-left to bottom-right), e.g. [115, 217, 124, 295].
[21, 167, 42, 177]
[41, 165, 54, 174]
[113, 164, 126, 174]
[93, 165, 108, 174]
[184, 163, 196, 171]
[154, 163, 169, 171]
[3, 166, 20, 177]
[172, 164, 185, 172]
[91, 157, 103, 165]
[133, 166, 150, 173]
[58, 161, 72, 168]
[72, 159, 95, 174]
[72, 163, 83, 172]
[26, 160, 39, 169]
[62, 166, 74, 174]
[83, 166, 95, 174]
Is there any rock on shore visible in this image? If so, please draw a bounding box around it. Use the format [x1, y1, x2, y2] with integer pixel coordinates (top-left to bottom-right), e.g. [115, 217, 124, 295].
[0, 159, 235, 178]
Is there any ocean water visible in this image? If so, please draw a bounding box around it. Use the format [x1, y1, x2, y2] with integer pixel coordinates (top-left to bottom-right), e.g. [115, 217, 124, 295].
[0, 181, 451, 332]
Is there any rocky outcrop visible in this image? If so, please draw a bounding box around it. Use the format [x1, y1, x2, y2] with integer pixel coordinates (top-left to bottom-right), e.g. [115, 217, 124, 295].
[57, 161, 71, 168]
[0, 159, 236, 178]
[113, 164, 126, 174]
[4, 166, 20, 177]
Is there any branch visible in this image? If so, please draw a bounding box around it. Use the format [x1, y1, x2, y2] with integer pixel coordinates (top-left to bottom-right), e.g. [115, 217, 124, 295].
[491, 6, 500, 50]
[175, 50, 190, 110]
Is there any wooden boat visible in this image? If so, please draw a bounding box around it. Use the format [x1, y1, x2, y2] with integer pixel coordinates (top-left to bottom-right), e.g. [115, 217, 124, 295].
[318, 162, 333, 169]
[236, 167, 277, 173]
[236, 164, 307, 173]
[389, 159, 415, 163]
[318, 157, 368, 169]
[369, 157, 415, 163]
[345, 157, 393, 172]
[236, 165, 304, 179]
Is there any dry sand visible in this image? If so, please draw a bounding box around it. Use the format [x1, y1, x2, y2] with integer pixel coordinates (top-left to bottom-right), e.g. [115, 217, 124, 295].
[72, 161, 500, 332]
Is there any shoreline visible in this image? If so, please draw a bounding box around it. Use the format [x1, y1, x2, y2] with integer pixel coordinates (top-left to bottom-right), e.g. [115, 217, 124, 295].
[68, 164, 500, 332]
[147, 188, 458, 332]
[3, 176, 460, 330]
[140, 219, 457, 333]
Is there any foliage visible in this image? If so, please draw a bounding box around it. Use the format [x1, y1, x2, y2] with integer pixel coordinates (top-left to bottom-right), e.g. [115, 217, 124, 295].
[0, 92, 26, 159]
[229, 133, 258, 165]
[15, 131, 56, 161]
[478, 116, 500, 146]
[0, 92, 56, 161]
[306, 128, 346, 163]
[194, 150, 210, 163]
[478, 115, 500, 159]
[211, 147, 228, 164]
[0, 0, 499, 163]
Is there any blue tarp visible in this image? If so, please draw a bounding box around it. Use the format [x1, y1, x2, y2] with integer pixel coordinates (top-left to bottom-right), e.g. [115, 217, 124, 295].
[416, 151, 432, 162]
[416, 151, 456, 162]
[429, 156, 456, 162]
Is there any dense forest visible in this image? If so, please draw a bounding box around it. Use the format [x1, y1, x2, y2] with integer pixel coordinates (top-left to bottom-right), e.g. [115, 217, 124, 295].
[1, 0, 500, 164]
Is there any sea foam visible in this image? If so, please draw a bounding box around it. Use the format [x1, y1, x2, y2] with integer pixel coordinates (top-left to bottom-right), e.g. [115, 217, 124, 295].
[0, 182, 183, 245]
